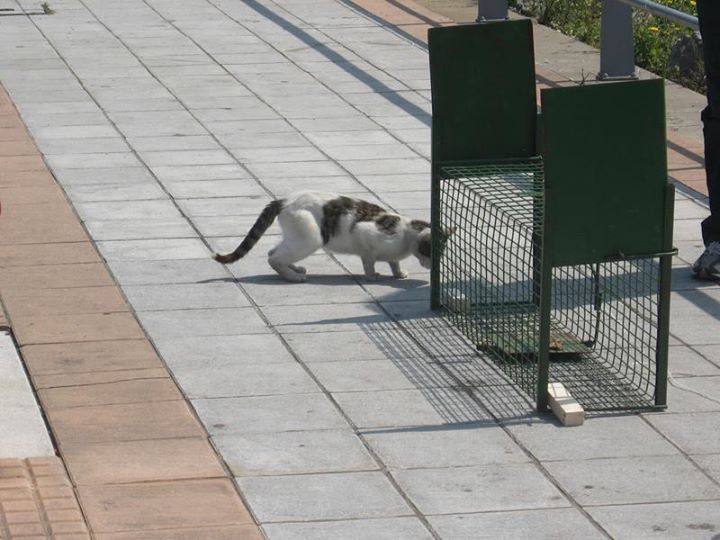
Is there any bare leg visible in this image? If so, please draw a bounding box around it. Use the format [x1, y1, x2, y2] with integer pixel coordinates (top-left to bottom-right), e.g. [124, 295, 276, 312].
[389, 261, 408, 278]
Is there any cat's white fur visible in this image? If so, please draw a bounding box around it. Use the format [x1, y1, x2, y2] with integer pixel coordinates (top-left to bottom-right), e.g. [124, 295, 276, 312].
[268, 192, 431, 282]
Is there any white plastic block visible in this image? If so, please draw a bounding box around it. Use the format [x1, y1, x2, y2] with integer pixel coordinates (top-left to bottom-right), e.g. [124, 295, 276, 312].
[548, 382, 585, 426]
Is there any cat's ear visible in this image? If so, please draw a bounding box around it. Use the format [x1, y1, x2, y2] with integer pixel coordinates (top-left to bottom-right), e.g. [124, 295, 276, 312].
[443, 226, 456, 237]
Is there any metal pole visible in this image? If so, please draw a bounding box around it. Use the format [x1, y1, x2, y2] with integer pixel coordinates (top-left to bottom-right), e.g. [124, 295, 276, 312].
[599, 0, 637, 79]
[477, 0, 508, 22]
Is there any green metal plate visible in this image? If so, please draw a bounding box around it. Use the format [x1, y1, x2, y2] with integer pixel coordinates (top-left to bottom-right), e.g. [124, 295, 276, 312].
[428, 20, 537, 162]
[540, 79, 671, 266]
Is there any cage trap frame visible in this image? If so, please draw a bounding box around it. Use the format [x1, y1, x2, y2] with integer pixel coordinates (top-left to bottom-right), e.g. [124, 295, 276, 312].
[429, 21, 675, 412]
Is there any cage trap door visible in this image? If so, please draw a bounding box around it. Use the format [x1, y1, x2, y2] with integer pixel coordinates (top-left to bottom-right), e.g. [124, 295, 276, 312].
[540, 79, 671, 267]
[428, 20, 537, 162]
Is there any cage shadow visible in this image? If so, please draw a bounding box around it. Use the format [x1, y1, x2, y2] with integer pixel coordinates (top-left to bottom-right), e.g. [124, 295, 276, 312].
[357, 313, 538, 423]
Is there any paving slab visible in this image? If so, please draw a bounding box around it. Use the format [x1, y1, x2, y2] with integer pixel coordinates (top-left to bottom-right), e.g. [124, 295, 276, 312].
[93, 526, 264, 540]
[263, 517, 434, 540]
[429, 508, 606, 540]
[74, 199, 183, 221]
[543, 455, 720, 506]
[60, 437, 224, 485]
[47, 400, 205, 446]
[644, 411, 720, 456]
[587, 501, 720, 539]
[238, 471, 413, 522]
[507, 415, 680, 461]
[20, 339, 162, 376]
[96, 237, 209, 261]
[77, 479, 254, 533]
[309, 358, 429, 392]
[363, 425, 529, 469]
[215, 428, 377, 476]
[39, 378, 182, 409]
[0, 286, 128, 317]
[334, 388, 447, 428]
[262, 302, 392, 333]
[171, 359, 320, 399]
[84, 217, 198, 241]
[136, 307, 270, 338]
[63, 182, 168, 202]
[195, 393, 349, 435]
[122, 282, 251, 311]
[107, 258, 230, 286]
[153, 333, 296, 367]
[693, 454, 720, 483]
[163, 178, 266, 198]
[392, 463, 569, 515]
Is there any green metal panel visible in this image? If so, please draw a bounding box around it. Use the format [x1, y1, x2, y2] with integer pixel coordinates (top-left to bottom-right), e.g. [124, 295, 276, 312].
[540, 79, 670, 267]
[428, 20, 537, 162]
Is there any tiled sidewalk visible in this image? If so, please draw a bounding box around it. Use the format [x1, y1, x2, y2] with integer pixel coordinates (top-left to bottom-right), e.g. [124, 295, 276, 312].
[0, 0, 719, 538]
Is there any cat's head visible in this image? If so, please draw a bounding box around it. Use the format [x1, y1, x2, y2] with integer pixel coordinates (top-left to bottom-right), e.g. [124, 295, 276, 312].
[414, 226, 454, 269]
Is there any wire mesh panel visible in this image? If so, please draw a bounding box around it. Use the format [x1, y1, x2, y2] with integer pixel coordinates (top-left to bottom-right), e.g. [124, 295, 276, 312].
[434, 158, 666, 411]
[548, 259, 661, 410]
[436, 158, 544, 398]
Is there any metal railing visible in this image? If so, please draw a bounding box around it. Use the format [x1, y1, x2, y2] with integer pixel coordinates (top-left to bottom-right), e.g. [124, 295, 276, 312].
[476, 0, 699, 80]
[599, 0, 698, 79]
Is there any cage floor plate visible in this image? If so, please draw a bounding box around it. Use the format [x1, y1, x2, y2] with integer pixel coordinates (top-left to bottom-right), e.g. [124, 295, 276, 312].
[467, 302, 591, 357]
[443, 303, 656, 410]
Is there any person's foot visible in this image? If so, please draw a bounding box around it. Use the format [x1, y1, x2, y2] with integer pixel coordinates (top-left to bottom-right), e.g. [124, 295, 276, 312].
[692, 241, 720, 281]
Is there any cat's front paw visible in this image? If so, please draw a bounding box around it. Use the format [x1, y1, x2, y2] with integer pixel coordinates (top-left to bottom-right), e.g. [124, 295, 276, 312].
[393, 270, 408, 279]
[290, 264, 307, 274]
[364, 272, 381, 282]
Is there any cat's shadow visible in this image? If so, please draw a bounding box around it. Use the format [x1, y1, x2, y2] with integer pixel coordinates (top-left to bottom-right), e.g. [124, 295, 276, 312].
[199, 274, 428, 288]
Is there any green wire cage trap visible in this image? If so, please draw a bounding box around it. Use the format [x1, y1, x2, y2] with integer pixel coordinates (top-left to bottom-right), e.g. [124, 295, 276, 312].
[429, 21, 675, 412]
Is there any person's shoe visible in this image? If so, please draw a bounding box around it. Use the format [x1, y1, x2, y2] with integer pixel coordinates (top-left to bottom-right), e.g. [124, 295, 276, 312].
[692, 241, 720, 281]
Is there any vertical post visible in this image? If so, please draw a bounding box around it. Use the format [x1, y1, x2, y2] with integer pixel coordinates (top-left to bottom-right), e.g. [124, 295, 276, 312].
[477, 0, 508, 22]
[536, 177, 553, 412]
[654, 183, 675, 407]
[430, 164, 442, 310]
[536, 247, 553, 412]
[598, 0, 637, 80]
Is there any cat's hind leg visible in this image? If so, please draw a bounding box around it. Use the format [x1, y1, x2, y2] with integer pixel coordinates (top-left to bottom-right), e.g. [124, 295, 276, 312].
[268, 241, 316, 282]
[267, 247, 305, 274]
[268, 209, 322, 282]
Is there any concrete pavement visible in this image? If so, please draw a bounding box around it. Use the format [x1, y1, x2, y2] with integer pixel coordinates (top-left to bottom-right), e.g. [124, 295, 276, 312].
[0, 0, 719, 538]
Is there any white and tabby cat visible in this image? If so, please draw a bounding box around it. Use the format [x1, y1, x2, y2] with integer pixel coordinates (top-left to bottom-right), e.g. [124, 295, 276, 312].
[213, 191, 444, 282]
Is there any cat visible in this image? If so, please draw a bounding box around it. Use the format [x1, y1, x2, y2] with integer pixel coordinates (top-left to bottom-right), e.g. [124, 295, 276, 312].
[213, 191, 446, 282]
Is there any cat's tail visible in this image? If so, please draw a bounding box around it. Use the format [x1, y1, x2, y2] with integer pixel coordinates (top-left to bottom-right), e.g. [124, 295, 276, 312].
[213, 199, 284, 264]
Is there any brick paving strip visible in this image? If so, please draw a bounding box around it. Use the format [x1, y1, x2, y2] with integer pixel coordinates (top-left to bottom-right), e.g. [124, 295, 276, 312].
[0, 86, 262, 539]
